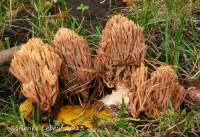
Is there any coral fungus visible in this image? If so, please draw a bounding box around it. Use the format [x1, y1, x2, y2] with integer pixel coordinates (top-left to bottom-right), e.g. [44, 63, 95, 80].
[10, 38, 62, 111]
[95, 15, 146, 89]
[130, 64, 186, 118]
[52, 28, 93, 103]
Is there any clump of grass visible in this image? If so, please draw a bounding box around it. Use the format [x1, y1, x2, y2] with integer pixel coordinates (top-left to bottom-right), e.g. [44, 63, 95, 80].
[128, 0, 200, 77]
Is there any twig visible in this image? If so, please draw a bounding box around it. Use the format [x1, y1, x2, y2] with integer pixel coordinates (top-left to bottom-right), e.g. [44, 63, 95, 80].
[0, 46, 21, 66]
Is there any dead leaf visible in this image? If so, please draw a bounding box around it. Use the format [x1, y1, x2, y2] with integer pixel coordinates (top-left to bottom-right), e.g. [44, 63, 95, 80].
[19, 100, 114, 130]
[19, 100, 34, 124]
[123, 0, 135, 6]
[187, 87, 200, 102]
[55, 102, 113, 129]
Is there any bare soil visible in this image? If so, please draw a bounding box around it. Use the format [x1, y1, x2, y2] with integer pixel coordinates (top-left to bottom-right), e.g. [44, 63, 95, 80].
[70, 0, 124, 32]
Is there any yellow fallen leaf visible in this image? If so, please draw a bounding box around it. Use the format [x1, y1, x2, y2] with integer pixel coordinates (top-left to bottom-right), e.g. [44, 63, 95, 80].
[55, 102, 113, 129]
[19, 100, 114, 130]
[19, 100, 34, 124]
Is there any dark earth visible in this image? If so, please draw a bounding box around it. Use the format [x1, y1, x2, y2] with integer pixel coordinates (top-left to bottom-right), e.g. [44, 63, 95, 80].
[70, 0, 124, 29]
[1, 0, 124, 48]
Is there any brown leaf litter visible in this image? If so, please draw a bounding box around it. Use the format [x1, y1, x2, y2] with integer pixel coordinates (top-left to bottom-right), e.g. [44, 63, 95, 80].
[122, 0, 135, 6]
[187, 87, 200, 106]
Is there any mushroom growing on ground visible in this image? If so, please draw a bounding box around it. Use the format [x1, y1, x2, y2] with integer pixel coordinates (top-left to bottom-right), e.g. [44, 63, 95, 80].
[9, 38, 62, 111]
[94, 15, 147, 106]
[52, 28, 93, 104]
[129, 63, 149, 118]
[130, 64, 186, 118]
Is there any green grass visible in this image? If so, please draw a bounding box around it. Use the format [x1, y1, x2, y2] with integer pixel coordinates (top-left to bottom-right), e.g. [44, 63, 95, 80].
[0, 0, 200, 136]
[128, 0, 200, 76]
[1, 97, 200, 137]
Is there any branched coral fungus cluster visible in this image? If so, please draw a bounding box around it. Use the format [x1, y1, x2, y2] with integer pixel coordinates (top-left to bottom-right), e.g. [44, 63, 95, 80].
[130, 64, 186, 118]
[10, 39, 62, 111]
[52, 28, 93, 103]
[10, 15, 186, 118]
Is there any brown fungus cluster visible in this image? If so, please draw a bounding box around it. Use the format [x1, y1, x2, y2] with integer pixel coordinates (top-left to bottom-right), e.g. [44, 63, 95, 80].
[94, 15, 147, 88]
[130, 64, 186, 118]
[52, 28, 93, 103]
[95, 15, 186, 118]
[9, 15, 187, 118]
[9, 38, 62, 111]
